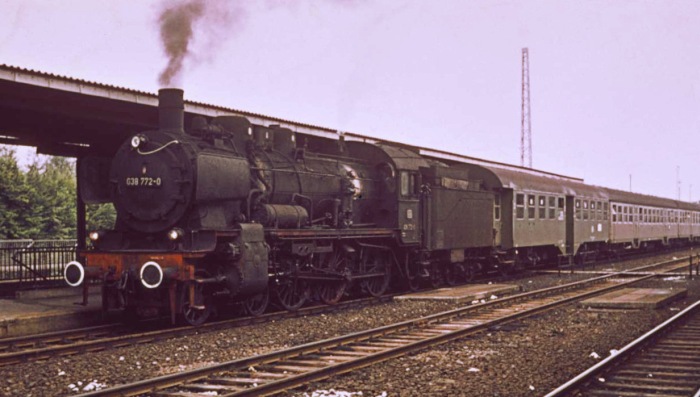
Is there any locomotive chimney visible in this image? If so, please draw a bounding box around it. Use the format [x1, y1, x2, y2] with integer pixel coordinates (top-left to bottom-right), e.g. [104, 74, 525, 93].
[158, 88, 185, 132]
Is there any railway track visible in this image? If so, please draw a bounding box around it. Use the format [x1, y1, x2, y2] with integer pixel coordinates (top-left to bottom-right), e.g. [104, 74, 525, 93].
[546, 299, 700, 397]
[0, 295, 393, 367]
[1, 254, 687, 367]
[74, 257, 692, 396]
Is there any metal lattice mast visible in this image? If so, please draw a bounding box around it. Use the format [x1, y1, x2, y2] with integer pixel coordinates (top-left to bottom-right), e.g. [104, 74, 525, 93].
[521, 48, 532, 168]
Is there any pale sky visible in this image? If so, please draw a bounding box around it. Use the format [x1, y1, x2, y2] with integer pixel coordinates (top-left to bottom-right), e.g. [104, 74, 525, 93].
[1, 0, 699, 200]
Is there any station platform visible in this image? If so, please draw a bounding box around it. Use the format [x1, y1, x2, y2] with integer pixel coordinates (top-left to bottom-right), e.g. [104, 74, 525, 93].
[396, 283, 521, 303]
[0, 287, 102, 338]
[581, 288, 687, 309]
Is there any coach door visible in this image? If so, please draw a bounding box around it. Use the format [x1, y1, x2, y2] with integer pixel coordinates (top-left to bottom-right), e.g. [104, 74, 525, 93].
[565, 196, 575, 255]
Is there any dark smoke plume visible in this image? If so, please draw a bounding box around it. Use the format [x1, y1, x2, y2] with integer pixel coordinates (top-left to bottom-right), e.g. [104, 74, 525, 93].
[156, 0, 359, 87]
[158, 0, 206, 86]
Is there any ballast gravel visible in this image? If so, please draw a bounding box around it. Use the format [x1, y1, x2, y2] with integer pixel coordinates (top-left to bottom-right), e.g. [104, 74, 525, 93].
[0, 251, 696, 396]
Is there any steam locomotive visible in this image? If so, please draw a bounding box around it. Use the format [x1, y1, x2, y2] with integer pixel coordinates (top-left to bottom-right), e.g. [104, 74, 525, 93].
[64, 89, 700, 325]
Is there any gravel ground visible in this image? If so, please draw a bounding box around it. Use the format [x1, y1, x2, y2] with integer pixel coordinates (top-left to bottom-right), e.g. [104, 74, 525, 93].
[0, 251, 696, 396]
[292, 277, 699, 397]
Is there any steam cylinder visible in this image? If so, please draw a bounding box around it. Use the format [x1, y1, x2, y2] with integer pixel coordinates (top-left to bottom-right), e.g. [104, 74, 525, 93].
[253, 204, 309, 228]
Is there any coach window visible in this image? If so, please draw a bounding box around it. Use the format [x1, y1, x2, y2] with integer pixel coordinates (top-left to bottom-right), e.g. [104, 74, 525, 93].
[591, 201, 598, 220]
[516, 193, 525, 219]
[612, 204, 617, 223]
[548, 196, 556, 219]
[604, 202, 609, 221]
[527, 195, 535, 219]
[575, 199, 581, 220]
[538, 196, 546, 219]
[494, 195, 501, 221]
[583, 200, 589, 220]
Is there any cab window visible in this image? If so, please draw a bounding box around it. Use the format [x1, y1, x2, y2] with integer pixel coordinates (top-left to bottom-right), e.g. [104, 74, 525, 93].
[400, 172, 409, 196]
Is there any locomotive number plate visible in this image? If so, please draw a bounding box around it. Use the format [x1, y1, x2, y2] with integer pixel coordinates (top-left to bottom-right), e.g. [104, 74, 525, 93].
[125, 177, 162, 187]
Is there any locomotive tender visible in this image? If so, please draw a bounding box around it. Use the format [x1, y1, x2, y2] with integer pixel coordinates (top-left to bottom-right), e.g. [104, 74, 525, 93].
[64, 89, 700, 325]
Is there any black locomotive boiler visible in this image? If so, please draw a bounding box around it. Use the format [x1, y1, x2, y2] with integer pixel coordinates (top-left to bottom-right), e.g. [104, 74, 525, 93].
[65, 89, 417, 325]
[65, 88, 700, 325]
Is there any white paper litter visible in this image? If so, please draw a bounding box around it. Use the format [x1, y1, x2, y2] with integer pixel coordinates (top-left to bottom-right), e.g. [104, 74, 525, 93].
[82, 380, 107, 392]
[304, 389, 369, 397]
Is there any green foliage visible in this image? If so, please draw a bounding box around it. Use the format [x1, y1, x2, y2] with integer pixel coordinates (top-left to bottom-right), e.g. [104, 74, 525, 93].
[87, 203, 116, 231]
[0, 148, 35, 238]
[0, 148, 116, 239]
[25, 156, 77, 239]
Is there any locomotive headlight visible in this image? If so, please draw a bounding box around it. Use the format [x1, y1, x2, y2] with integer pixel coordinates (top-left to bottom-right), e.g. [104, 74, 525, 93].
[89, 231, 101, 242]
[130, 134, 147, 149]
[167, 228, 183, 241]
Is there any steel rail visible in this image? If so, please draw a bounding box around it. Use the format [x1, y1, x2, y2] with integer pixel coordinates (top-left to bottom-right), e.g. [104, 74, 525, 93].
[0, 255, 688, 367]
[545, 299, 700, 397]
[0, 323, 123, 354]
[75, 258, 691, 396]
[0, 295, 393, 367]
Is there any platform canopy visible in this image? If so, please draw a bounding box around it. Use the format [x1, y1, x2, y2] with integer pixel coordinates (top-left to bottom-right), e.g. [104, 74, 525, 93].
[0, 64, 341, 158]
[0, 64, 577, 183]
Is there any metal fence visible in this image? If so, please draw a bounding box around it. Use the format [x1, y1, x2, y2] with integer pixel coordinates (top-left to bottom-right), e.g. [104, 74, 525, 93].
[0, 239, 77, 284]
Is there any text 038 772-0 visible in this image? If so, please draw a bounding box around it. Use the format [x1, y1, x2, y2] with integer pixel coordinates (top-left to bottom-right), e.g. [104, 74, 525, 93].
[125, 177, 162, 187]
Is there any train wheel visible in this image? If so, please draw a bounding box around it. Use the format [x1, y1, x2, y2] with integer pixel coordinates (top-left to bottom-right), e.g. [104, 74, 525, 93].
[361, 249, 391, 297]
[179, 282, 211, 326]
[275, 278, 310, 311]
[407, 276, 421, 291]
[318, 281, 348, 305]
[121, 306, 140, 324]
[429, 263, 446, 288]
[243, 290, 269, 317]
[315, 251, 349, 305]
[464, 263, 477, 282]
[445, 264, 459, 286]
[497, 262, 513, 277]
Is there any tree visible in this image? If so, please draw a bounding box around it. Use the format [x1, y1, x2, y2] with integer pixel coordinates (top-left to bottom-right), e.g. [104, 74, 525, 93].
[0, 148, 39, 239]
[87, 203, 116, 232]
[0, 148, 117, 240]
[25, 156, 77, 239]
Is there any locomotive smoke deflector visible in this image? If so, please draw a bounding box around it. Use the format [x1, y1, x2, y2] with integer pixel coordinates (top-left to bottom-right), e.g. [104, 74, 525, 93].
[158, 88, 185, 133]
